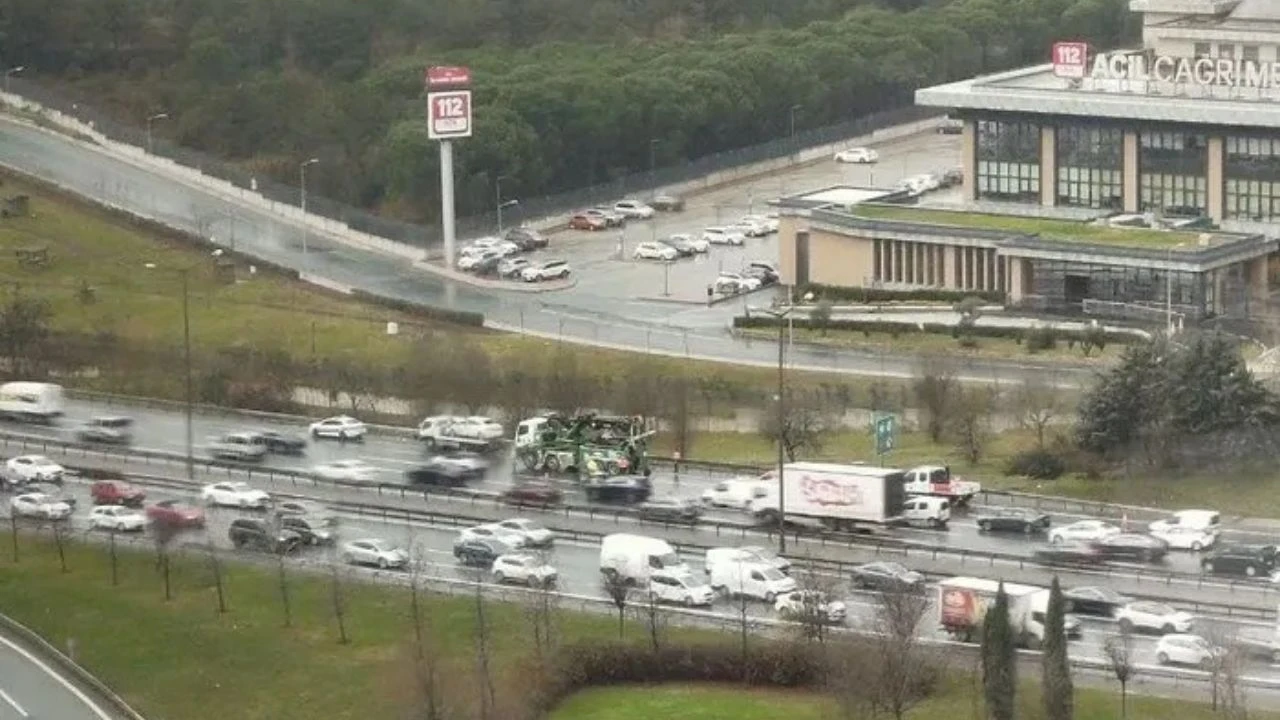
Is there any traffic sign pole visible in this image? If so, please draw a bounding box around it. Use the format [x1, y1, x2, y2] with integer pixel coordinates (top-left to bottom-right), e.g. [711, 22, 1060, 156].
[439, 140, 456, 270]
[425, 69, 473, 271]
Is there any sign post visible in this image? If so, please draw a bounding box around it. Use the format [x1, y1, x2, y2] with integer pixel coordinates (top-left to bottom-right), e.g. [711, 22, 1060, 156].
[1051, 42, 1089, 79]
[425, 66, 473, 270]
[874, 413, 897, 465]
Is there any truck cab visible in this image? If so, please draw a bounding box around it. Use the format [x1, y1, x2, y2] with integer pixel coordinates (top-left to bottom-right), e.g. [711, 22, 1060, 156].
[903, 465, 981, 506]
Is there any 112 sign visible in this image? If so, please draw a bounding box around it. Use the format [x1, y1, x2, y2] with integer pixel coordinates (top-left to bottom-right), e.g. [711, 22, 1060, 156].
[427, 90, 472, 139]
[1051, 41, 1089, 79]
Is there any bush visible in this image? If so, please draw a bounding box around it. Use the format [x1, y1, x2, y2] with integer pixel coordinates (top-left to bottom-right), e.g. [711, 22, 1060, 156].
[795, 283, 1004, 305]
[733, 316, 1136, 347]
[1004, 448, 1067, 480]
[1024, 326, 1058, 353]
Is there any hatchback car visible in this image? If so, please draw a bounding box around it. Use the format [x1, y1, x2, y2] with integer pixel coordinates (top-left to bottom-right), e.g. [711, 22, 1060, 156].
[850, 561, 924, 592]
[89, 505, 147, 532]
[522, 260, 572, 282]
[453, 538, 503, 568]
[835, 147, 878, 163]
[500, 483, 563, 506]
[1117, 601, 1194, 634]
[775, 590, 848, 624]
[637, 497, 702, 524]
[634, 241, 678, 261]
[650, 194, 685, 212]
[1155, 634, 1223, 667]
[492, 553, 557, 587]
[648, 569, 714, 606]
[504, 227, 549, 250]
[1201, 544, 1277, 578]
[702, 227, 746, 246]
[1063, 586, 1129, 618]
[90, 480, 146, 507]
[975, 507, 1051, 534]
[308, 415, 367, 441]
[343, 538, 409, 569]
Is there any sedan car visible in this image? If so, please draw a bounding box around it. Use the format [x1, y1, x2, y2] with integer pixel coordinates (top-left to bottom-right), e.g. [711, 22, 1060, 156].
[521, 260, 572, 282]
[200, 481, 271, 509]
[313, 459, 379, 484]
[850, 561, 924, 592]
[28, 483, 75, 510]
[702, 227, 746, 246]
[495, 518, 554, 547]
[728, 219, 769, 238]
[740, 215, 779, 234]
[1034, 542, 1105, 567]
[415, 451, 488, 478]
[274, 499, 329, 518]
[255, 431, 307, 455]
[308, 415, 367, 441]
[453, 538, 503, 568]
[1049, 520, 1121, 545]
[1155, 634, 1224, 667]
[614, 200, 655, 219]
[1063, 586, 1129, 618]
[146, 499, 206, 528]
[459, 249, 503, 274]
[587, 207, 626, 227]
[504, 227, 549, 250]
[1092, 533, 1170, 562]
[775, 590, 848, 624]
[714, 272, 762, 295]
[500, 483, 563, 506]
[637, 497, 702, 524]
[1150, 524, 1216, 551]
[835, 147, 879, 163]
[1201, 544, 1277, 578]
[634, 241, 678, 261]
[280, 514, 336, 545]
[89, 505, 147, 532]
[1117, 601, 1194, 634]
[649, 569, 714, 606]
[11, 493, 72, 520]
[975, 507, 1051, 534]
[663, 234, 709, 254]
[650, 194, 685, 212]
[75, 416, 134, 445]
[342, 538, 409, 569]
[459, 523, 527, 548]
[91, 480, 146, 507]
[492, 553, 558, 587]
[5, 455, 65, 485]
[568, 213, 607, 231]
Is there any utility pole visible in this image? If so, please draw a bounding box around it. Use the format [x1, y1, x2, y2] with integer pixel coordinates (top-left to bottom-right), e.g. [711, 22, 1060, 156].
[146, 112, 169, 155]
[759, 304, 794, 553]
[788, 104, 801, 140]
[299, 157, 320, 273]
[495, 175, 518, 235]
[3, 66, 24, 95]
[180, 268, 194, 481]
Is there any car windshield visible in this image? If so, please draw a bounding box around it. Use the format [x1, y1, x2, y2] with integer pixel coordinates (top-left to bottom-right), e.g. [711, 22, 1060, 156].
[761, 568, 786, 581]
[226, 482, 250, 491]
[654, 552, 680, 568]
[883, 562, 908, 574]
[366, 540, 392, 552]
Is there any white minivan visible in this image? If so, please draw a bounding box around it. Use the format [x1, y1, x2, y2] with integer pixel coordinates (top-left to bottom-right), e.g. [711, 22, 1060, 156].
[600, 533, 688, 584]
[709, 560, 796, 602]
[1149, 510, 1220, 536]
[700, 479, 768, 510]
[902, 495, 951, 529]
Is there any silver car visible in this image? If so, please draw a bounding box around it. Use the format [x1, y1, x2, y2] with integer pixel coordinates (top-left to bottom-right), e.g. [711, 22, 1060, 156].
[342, 538, 409, 569]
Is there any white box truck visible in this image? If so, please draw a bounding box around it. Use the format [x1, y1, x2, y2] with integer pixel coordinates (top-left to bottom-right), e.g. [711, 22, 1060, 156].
[746, 462, 918, 532]
[599, 533, 689, 585]
[938, 576, 1081, 648]
[0, 382, 64, 424]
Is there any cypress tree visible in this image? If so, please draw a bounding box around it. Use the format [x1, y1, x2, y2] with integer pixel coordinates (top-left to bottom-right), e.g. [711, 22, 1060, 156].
[982, 582, 1017, 720]
[1042, 577, 1074, 720]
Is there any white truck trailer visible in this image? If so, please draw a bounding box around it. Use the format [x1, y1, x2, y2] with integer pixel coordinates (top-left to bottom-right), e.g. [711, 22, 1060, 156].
[746, 462, 917, 532]
[938, 576, 1081, 648]
[0, 382, 64, 424]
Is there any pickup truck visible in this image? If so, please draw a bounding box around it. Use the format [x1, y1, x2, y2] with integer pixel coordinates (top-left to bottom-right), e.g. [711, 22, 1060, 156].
[209, 432, 269, 462]
[903, 465, 981, 506]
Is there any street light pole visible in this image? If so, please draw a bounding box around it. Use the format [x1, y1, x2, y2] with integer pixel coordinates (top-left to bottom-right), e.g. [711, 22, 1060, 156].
[649, 138, 660, 190]
[759, 304, 794, 553]
[788, 104, 801, 139]
[146, 112, 169, 155]
[3, 66, 24, 95]
[495, 175, 507, 234]
[299, 157, 319, 272]
[181, 268, 194, 482]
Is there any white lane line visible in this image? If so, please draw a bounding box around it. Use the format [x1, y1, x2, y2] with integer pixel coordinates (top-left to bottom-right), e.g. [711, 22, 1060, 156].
[0, 633, 113, 720]
[0, 688, 28, 718]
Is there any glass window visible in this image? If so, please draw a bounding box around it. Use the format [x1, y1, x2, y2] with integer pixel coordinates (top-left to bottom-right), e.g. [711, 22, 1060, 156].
[1139, 131, 1207, 216]
[1243, 45, 1260, 62]
[976, 119, 1040, 202]
[1055, 125, 1123, 209]
[1195, 42, 1211, 58]
[1219, 44, 1235, 59]
[1225, 134, 1280, 221]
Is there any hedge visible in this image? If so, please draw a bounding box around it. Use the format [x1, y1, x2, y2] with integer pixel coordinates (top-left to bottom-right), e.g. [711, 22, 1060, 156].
[733, 315, 1137, 345]
[349, 289, 485, 327]
[795, 283, 1004, 305]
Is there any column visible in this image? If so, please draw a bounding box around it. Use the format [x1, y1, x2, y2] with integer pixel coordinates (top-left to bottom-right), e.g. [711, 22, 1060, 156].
[953, 246, 964, 288]
[962, 120, 977, 201]
[1040, 126, 1057, 207]
[937, 246, 948, 288]
[1207, 135, 1225, 222]
[1009, 258, 1026, 302]
[894, 241, 903, 283]
[1249, 257, 1268, 311]
[1123, 130, 1140, 213]
[906, 243, 915, 284]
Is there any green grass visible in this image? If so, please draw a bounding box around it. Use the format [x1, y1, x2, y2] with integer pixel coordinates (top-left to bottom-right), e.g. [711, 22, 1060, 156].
[739, 327, 1124, 364]
[853, 204, 1202, 249]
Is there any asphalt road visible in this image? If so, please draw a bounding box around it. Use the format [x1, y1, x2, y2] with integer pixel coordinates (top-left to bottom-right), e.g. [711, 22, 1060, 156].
[0, 114, 1095, 386]
[0, 631, 116, 720]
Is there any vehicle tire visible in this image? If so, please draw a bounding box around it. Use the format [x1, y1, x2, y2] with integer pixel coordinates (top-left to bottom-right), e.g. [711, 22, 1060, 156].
[1157, 652, 1170, 665]
[1247, 565, 1258, 577]
[527, 576, 540, 588]
[1191, 541, 1203, 551]
[343, 553, 355, 565]
[1162, 623, 1175, 634]
[1050, 534, 1062, 544]
[546, 455, 561, 473]
[765, 591, 776, 603]
[491, 570, 504, 583]
[1119, 618, 1133, 633]
[378, 557, 388, 570]
[339, 431, 348, 442]
[978, 521, 990, 532]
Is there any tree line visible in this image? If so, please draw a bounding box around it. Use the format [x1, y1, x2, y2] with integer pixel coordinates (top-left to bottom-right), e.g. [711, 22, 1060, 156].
[0, 0, 1137, 222]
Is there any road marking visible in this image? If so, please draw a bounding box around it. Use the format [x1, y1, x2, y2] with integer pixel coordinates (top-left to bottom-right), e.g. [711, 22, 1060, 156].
[0, 633, 113, 720]
[0, 688, 28, 718]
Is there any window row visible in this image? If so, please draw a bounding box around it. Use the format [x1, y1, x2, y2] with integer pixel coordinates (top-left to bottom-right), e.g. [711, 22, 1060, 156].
[1057, 168, 1123, 209]
[1225, 179, 1280, 221]
[977, 161, 1039, 201]
[1139, 173, 1207, 216]
[871, 240, 946, 286]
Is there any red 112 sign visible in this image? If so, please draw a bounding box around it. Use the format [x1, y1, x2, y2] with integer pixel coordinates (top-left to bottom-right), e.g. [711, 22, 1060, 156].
[1051, 41, 1089, 79]
[427, 90, 472, 140]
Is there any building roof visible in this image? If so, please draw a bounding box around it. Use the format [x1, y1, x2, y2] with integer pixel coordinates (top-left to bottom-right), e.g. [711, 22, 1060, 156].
[1228, 0, 1280, 21]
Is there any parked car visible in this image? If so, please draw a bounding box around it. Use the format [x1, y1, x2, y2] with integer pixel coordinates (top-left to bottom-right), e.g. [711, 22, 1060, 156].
[1063, 586, 1129, 618]
[228, 518, 302, 554]
[1049, 520, 1121, 545]
[740, 215, 780, 234]
[89, 505, 147, 532]
[90, 480, 146, 507]
[453, 538, 504, 567]
[11, 492, 71, 520]
[459, 250, 503, 274]
[835, 147, 879, 163]
[200, 481, 271, 509]
[146, 499, 206, 528]
[343, 538, 409, 569]
[500, 483, 564, 506]
[742, 265, 778, 287]
[850, 561, 924, 592]
[4, 455, 64, 485]
[308, 415, 367, 441]
[585, 208, 625, 227]
[1091, 533, 1170, 562]
[702, 227, 746, 246]
[940, 167, 964, 188]
[1034, 542, 1105, 568]
[1155, 634, 1224, 667]
[1201, 544, 1277, 578]
[27, 483, 75, 510]
[568, 213, 607, 231]
[714, 272, 762, 294]
[634, 241, 678, 261]
[637, 497, 702, 524]
[729, 219, 769, 238]
[648, 569, 714, 606]
[495, 518, 554, 547]
[492, 553, 558, 587]
[1150, 525, 1216, 551]
[660, 234, 708, 255]
[775, 590, 848, 624]
[583, 475, 652, 504]
[280, 514, 336, 545]
[974, 507, 1051, 534]
[650, 194, 685, 212]
[498, 257, 532, 279]
[521, 260, 572, 282]
[256, 430, 308, 455]
[504, 227, 549, 250]
[1116, 601, 1194, 634]
[313, 459, 379, 484]
[461, 237, 503, 254]
[75, 416, 134, 445]
[614, 200, 655, 219]
[493, 240, 521, 257]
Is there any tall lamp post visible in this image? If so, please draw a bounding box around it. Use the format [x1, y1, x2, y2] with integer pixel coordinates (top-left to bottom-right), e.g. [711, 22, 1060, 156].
[788, 104, 801, 139]
[299, 157, 320, 272]
[146, 112, 168, 155]
[648, 138, 660, 190]
[495, 176, 518, 235]
[3, 66, 24, 95]
[758, 303, 794, 553]
[146, 263, 194, 480]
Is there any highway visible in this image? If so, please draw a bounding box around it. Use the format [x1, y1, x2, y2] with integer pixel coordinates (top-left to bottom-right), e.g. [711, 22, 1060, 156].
[0, 113, 1094, 386]
[0, 630, 117, 720]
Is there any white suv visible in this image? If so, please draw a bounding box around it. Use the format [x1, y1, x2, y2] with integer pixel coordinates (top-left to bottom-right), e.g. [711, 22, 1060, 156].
[521, 260, 572, 282]
[492, 554, 557, 587]
[648, 569, 714, 606]
[613, 200, 655, 219]
[835, 147, 878, 163]
[702, 227, 745, 246]
[634, 241, 678, 261]
[714, 272, 761, 294]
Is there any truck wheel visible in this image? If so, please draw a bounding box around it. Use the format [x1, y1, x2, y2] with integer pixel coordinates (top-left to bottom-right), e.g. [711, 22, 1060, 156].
[1247, 565, 1258, 577]
[1157, 652, 1170, 665]
[546, 456, 561, 473]
[978, 521, 990, 532]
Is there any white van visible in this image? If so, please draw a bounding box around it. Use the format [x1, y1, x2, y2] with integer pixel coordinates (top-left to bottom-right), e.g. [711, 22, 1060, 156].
[599, 533, 688, 584]
[709, 560, 797, 602]
[0, 382, 64, 423]
[1149, 510, 1221, 535]
[700, 478, 768, 510]
[903, 496, 951, 528]
[648, 569, 715, 606]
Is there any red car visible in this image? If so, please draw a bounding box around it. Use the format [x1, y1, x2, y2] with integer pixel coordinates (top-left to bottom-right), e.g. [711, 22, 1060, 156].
[500, 483, 564, 506]
[90, 481, 146, 508]
[146, 499, 206, 528]
[568, 213, 606, 231]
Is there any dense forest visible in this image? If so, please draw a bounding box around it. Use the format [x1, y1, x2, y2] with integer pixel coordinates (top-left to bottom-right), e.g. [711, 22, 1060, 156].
[0, 0, 1136, 221]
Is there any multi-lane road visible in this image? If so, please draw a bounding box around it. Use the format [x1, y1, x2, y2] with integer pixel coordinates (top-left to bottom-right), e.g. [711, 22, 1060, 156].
[0, 627, 120, 720]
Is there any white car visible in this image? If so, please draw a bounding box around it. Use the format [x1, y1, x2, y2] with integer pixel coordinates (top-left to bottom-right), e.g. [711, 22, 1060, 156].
[496, 518, 554, 547]
[700, 479, 767, 510]
[740, 215, 779, 234]
[457, 250, 502, 271]
[714, 272, 762, 294]
[521, 260, 572, 282]
[1151, 525, 1216, 551]
[1149, 510, 1220, 535]
[614, 200, 655, 219]
[775, 591, 848, 624]
[834, 147, 879, 164]
[313, 459, 379, 484]
[648, 569, 715, 606]
[342, 538, 409, 569]
[729, 219, 769, 238]
[1155, 634, 1223, 667]
[667, 233, 709, 253]
[492, 553, 558, 587]
[5, 455, 65, 484]
[895, 175, 931, 197]
[1050, 520, 1121, 544]
[702, 227, 746, 246]
[200, 481, 271, 509]
[462, 236, 503, 254]
[459, 523, 527, 548]
[452, 416, 505, 440]
[308, 415, 367, 441]
[1116, 601, 1194, 634]
[89, 505, 147, 532]
[11, 493, 72, 520]
[497, 257, 531, 279]
[633, 241, 678, 261]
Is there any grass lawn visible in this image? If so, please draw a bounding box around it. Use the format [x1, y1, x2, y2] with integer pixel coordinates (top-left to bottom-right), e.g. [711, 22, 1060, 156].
[853, 204, 1200, 249]
[739, 326, 1125, 364]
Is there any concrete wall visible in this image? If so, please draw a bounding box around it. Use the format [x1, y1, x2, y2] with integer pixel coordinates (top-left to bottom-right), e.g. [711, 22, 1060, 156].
[777, 215, 802, 285]
[961, 120, 977, 201]
[807, 229, 875, 287]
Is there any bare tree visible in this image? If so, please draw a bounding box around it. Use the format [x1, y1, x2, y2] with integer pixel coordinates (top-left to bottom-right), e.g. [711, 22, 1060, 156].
[635, 583, 667, 652]
[8, 512, 18, 563]
[276, 549, 292, 628]
[785, 558, 840, 644]
[207, 544, 227, 613]
[1103, 629, 1136, 720]
[1016, 378, 1064, 448]
[51, 519, 68, 572]
[407, 549, 447, 720]
[472, 579, 496, 720]
[912, 358, 957, 443]
[836, 587, 937, 720]
[523, 564, 561, 663]
[331, 560, 349, 644]
[1202, 624, 1247, 715]
[761, 389, 833, 461]
[152, 517, 181, 601]
[107, 527, 119, 586]
[602, 572, 631, 640]
[951, 385, 995, 464]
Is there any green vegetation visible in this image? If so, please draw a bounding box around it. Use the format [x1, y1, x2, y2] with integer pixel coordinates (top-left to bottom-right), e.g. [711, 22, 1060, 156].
[737, 326, 1125, 363]
[2, 0, 1137, 223]
[853, 204, 1199, 248]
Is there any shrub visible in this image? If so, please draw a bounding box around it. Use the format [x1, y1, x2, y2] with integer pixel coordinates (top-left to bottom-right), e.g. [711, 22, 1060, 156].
[795, 283, 1004, 305]
[1024, 326, 1058, 353]
[733, 316, 1136, 347]
[1004, 448, 1066, 480]
[349, 289, 485, 327]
